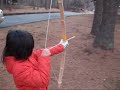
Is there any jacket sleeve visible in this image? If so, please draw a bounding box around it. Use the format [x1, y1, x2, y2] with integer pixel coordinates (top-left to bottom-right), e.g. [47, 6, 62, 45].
[12, 56, 51, 88]
[49, 44, 64, 56]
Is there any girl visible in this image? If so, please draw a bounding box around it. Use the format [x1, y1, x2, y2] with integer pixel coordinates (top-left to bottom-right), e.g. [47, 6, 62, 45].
[2, 30, 68, 90]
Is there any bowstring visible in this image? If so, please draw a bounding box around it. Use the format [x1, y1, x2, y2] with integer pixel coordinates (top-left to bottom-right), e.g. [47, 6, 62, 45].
[44, 0, 58, 83]
[45, 0, 53, 48]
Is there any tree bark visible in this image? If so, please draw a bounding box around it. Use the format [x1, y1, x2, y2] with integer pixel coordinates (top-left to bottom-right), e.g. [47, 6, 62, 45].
[39, 0, 43, 7]
[92, 0, 96, 6]
[0, 0, 4, 9]
[32, 0, 35, 10]
[91, 0, 103, 36]
[93, 0, 120, 49]
[52, 0, 58, 8]
[45, 0, 50, 9]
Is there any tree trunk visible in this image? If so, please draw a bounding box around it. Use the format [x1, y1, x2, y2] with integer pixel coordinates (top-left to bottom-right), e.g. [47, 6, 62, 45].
[45, 0, 50, 9]
[52, 0, 58, 8]
[91, 0, 103, 36]
[0, 0, 4, 9]
[92, 0, 96, 6]
[63, 0, 67, 10]
[66, 0, 70, 10]
[39, 0, 43, 7]
[93, 0, 120, 49]
[42, 0, 46, 8]
[32, 0, 35, 10]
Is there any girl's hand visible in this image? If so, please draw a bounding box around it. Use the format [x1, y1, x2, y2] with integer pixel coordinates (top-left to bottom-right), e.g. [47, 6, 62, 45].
[41, 49, 51, 56]
[59, 39, 69, 48]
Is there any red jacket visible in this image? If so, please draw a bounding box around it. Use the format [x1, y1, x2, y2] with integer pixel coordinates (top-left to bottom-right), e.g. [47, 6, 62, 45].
[5, 45, 64, 90]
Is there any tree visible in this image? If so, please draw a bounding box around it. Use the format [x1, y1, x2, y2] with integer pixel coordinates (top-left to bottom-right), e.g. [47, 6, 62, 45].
[0, 0, 4, 9]
[92, 0, 96, 6]
[91, 0, 103, 35]
[52, 0, 58, 8]
[12, 0, 17, 3]
[45, 0, 50, 9]
[70, 0, 83, 11]
[92, 0, 120, 49]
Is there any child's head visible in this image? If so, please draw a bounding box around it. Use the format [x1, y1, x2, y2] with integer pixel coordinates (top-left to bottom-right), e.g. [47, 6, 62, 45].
[2, 30, 34, 62]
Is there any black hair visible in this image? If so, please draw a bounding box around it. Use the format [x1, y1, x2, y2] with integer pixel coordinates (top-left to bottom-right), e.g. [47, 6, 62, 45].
[2, 30, 34, 63]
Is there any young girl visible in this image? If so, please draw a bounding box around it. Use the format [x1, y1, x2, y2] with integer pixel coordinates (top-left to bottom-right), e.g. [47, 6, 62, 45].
[2, 30, 68, 90]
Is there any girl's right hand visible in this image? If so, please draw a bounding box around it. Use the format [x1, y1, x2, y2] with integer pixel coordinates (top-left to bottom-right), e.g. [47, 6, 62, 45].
[41, 49, 51, 56]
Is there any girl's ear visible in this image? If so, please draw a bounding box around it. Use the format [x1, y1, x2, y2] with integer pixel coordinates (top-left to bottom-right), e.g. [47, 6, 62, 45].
[41, 49, 51, 56]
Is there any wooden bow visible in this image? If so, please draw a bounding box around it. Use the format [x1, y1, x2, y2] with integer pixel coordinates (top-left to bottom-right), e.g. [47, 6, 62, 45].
[58, 0, 67, 88]
[58, 0, 67, 41]
[45, 0, 75, 88]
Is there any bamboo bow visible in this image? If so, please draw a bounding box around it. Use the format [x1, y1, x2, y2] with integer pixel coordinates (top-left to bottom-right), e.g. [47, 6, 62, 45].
[58, 0, 67, 41]
[46, 0, 75, 88]
[58, 0, 67, 88]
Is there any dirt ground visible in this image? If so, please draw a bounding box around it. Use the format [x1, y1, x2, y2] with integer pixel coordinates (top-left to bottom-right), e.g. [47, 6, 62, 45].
[0, 15, 120, 90]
